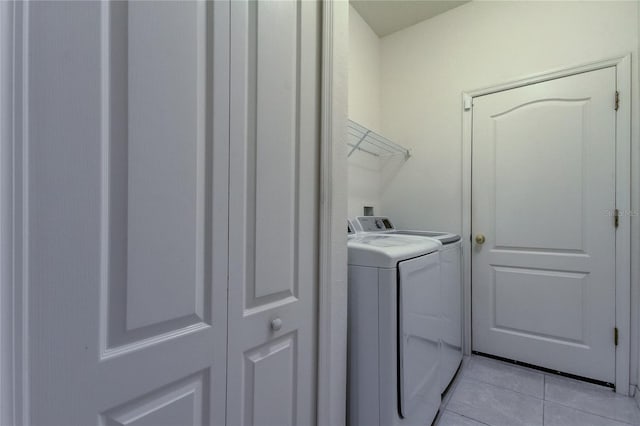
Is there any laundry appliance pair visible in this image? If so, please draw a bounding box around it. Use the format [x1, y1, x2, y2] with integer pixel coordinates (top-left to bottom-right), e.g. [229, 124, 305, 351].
[347, 217, 463, 425]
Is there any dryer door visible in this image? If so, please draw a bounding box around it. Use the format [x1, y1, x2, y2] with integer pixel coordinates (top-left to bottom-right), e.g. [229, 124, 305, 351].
[398, 252, 441, 423]
[440, 242, 464, 392]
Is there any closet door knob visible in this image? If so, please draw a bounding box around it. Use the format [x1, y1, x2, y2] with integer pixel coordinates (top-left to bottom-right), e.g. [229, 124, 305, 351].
[270, 318, 283, 331]
[475, 234, 486, 245]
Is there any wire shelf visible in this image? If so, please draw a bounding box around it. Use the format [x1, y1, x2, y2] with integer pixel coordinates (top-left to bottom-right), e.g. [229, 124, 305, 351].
[347, 119, 410, 159]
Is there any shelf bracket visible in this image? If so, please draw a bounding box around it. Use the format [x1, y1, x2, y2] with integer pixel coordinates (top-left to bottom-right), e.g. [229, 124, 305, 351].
[347, 130, 371, 157]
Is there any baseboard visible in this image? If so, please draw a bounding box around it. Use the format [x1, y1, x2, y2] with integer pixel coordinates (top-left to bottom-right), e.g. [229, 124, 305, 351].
[634, 386, 640, 409]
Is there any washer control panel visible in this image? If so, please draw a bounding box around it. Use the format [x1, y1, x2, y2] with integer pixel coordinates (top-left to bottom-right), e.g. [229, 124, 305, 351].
[356, 216, 395, 232]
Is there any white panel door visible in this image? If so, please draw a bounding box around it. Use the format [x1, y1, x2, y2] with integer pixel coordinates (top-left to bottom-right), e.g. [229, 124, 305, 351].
[228, 0, 320, 424]
[472, 67, 617, 383]
[23, 1, 229, 424]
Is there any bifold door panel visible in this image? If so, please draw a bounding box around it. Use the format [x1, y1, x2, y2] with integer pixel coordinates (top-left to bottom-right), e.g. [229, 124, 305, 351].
[227, 0, 320, 425]
[21, 0, 319, 424]
[25, 1, 228, 423]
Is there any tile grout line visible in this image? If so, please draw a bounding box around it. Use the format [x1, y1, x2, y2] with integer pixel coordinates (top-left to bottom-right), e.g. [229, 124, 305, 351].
[443, 405, 494, 426]
[542, 372, 638, 425]
[473, 356, 619, 401]
[543, 400, 636, 426]
[461, 356, 638, 426]
[475, 355, 619, 395]
[465, 357, 546, 398]
[447, 410, 493, 426]
[445, 378, 543, 426]
[542, 371, 614, 392]
[461, 375, 544, 401]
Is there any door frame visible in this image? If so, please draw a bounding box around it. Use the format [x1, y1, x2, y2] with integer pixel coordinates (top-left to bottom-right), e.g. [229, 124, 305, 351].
[0, 0, 10, 419]
[317, 0, 349, 425]
[1, 1, 25, 423]
[461, 54, 632, 395]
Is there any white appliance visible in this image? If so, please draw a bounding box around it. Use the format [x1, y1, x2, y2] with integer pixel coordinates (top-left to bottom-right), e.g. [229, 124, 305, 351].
[348, 232, 442, 426]
[347, 218, 357, 236]
[355, 216, 463, 393]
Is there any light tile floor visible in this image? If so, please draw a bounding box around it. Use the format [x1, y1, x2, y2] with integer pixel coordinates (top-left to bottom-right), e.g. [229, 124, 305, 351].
[435, 355, 640, 426]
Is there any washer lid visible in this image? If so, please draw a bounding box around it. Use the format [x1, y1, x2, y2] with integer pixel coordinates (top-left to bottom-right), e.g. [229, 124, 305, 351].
[347, 234, 441, 268]
[392, 230, 461, 244]
[355, 216, 461, 244]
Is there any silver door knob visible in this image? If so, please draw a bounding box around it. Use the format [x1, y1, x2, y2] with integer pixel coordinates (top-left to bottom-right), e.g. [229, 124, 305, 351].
[270, 318, 283, 331]
[475, 234, 486, 245]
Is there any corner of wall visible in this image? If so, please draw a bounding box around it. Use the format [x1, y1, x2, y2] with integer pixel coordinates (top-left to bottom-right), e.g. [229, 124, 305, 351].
[347, 5, 384, 218]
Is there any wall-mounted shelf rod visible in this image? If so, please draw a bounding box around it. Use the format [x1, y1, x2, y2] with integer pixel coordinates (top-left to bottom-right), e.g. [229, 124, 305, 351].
[348, 128, 371, 157]
[346, 119, 410, 159]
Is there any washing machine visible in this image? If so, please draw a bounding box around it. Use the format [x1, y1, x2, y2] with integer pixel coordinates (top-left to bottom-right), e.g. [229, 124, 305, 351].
[348, 232, 442, 426]
[355, 216, 463, 393]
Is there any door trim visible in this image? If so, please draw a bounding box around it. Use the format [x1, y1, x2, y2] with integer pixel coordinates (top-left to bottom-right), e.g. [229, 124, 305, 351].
[462, 54, 632, 395]
[317, 0, 349, 425]
[1, 1, 29, 423]
[0, 1, 14, 424]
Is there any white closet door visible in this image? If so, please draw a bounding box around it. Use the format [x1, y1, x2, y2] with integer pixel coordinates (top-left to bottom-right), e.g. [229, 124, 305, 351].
[227, 0, 320, 425]
[21, 1, 229, 424]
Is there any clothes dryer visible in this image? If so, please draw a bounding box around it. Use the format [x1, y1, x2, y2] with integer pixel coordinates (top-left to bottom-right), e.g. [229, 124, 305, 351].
[355, 216, 463, 392]
[348, 233, 442, 426]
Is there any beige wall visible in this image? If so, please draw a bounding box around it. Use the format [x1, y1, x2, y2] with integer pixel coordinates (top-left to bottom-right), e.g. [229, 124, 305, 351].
[347, 5, 382, 218]
[348, 4, 381, 129]
[378, 0, 639, 388]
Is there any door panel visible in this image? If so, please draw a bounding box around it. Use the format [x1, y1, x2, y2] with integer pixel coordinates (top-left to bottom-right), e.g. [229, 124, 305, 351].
[493, 100, 587, 251]
[244, 335, 296, 426]
[252, 0, 298, 303]
[228, 0, 319, 425]
[492, 267, 587, 342]
[472, 67, 617, 382]
[101, 372, 207, 426]
[25, 1, 228, 423]
[124, 0, 208, 331]
[106, 0, 212, 349]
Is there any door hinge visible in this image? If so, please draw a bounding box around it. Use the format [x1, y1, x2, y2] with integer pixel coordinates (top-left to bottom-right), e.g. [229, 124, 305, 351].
[614, 208, 620, 228]
[464, 96, 473, 111]
[614, 327, 619, 346]
[615, 91, 619, 111]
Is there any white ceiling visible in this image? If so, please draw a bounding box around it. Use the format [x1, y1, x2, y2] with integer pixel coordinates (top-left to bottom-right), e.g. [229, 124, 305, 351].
[350, 0, 470, 37]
